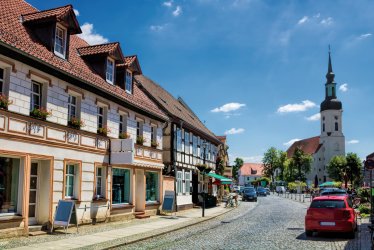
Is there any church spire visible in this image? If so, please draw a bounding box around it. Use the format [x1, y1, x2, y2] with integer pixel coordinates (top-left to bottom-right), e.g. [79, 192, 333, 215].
[326, 45, 335, 84]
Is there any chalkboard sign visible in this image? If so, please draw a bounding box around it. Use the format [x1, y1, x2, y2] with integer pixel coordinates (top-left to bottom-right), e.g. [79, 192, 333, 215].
[162, 190, 175, 212]
[52, 200, 78, 233]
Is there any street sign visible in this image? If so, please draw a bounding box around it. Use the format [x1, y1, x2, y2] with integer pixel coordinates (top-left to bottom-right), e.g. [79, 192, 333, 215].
[52, 200, 78, 233]
[365, 159, 374, 170]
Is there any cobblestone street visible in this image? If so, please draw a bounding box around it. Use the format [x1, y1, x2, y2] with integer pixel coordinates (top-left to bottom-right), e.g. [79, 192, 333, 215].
[119, 195, 366, 250]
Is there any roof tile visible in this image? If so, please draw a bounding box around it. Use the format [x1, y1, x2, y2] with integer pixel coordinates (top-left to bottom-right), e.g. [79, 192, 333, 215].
[286, 136, 321, 158]
[239, 163, 264, 176]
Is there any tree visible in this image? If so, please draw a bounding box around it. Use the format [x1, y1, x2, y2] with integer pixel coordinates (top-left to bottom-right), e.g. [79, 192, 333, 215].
[262, 147, 278, 183]
[327, 155, 348, 187]
[345, 153, 362, 187]
[277, 150, 288, 181]
[289, 147, 312, 182]
[233, 157, 243, 181]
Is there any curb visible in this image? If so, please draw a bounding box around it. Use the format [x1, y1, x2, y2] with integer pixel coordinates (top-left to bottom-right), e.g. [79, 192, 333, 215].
[97, 206, 238, 249]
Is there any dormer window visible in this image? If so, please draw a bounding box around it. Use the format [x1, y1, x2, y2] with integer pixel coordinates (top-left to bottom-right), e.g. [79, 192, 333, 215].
[54, 25, 67, 58]
[106, 58, 115, 84]
[125, 70, 132, 94]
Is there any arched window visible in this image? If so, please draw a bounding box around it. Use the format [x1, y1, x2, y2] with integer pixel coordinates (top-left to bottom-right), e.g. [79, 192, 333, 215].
[323, 123, 325, 132]
[335, 122, 338, 131]
[332, 87, 335, 96]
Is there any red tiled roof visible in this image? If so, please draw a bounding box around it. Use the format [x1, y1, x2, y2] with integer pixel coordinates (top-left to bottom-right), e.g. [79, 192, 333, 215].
[77, 42, 124, 61]
[124, 56, 136, 66]
[21, 4, 81, 34]
[286, 136, 321, 158]
[0, 0, 167, 121]
[117, 55, 142, 74]
[239, 163, 264, 176]
[134, 75, 220, 144]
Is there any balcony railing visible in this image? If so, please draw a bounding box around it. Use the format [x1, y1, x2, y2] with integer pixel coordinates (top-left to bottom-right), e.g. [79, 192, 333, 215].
[110, 139, 163, 165]
[0, 109, 109, 153]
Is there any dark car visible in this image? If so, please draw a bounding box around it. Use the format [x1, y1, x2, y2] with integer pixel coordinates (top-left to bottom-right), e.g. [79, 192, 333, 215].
[257, 187, 267, 196]
[265, 188, 271, 195]
[242, 187, 257, 202]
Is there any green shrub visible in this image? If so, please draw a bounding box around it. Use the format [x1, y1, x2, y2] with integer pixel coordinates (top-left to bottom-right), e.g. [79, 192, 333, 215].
[358, 188, 370, 202]
[358, 204, 370, 214]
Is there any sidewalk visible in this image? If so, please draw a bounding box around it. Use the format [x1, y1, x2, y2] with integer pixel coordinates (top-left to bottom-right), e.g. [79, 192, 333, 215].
[3, 205, 232, 250]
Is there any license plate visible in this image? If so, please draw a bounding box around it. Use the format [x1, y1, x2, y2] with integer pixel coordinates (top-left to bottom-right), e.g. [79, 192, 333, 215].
[320, 222, 335, 226]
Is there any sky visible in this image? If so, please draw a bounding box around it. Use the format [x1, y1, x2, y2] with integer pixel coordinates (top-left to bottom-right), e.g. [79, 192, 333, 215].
[27, 0, 374, 164]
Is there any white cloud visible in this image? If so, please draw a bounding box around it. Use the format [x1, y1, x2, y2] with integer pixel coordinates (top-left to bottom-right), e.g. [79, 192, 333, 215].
[150, 24, 168, 32]
[172, 6, 182, 16]
[339, 83, 348, 92]
[283, 138, 301, 147]
[298, 16, 309, 25]
[73, 9, 79, 16]
[241, 155, 263, 163]
[347, 140, 359, 144]
[306, 113, 320, 121]
[320, 17, 333, 26]
[77, 23, 109, 45]
[358, 33, 372, 40]
[277, 100, 317, 113]
[211, 102, 246, 113]
[163, 1, 173, 7]
[224, 128, 245, 135]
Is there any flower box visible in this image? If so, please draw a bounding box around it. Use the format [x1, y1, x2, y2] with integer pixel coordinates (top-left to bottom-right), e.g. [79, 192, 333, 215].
[30, 108, 51, 120]
[119, 132, 130, 139]
[97, 126, 111, 136]
[0, 95, 12, 110]
[68, 117, 85, 129]
[136, 136, 145, 145]
[151, 140, 158, 148]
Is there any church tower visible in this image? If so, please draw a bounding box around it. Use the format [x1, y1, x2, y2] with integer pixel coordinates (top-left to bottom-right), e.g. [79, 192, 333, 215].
[320, 49, 345, 179]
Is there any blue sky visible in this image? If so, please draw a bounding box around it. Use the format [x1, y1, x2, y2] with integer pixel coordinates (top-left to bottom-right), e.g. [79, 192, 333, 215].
[28, 0, 374, 163]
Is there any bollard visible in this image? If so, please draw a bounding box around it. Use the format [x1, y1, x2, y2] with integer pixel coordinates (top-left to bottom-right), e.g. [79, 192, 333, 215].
[303, 194, 305, 203]
[299, 194, 301, 201]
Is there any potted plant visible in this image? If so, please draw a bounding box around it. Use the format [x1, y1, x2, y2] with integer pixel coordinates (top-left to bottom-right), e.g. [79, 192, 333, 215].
[97, 126, 111, 136]
[151, 140, 158, 148]
[0, 95, 12, 110]
[30, 107, 52, 120]
[196, 163, 208, 173]
[68, 117, 85, 129]
[119, 132, 130, 139]
[136, 136, 145, 145]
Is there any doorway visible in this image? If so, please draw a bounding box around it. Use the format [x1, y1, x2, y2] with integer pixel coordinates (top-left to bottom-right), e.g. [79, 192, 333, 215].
[28, 162, 39, 225]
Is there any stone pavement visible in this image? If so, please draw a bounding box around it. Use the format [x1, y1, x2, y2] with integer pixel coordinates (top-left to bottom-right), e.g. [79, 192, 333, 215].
[9, 205, 233, 250]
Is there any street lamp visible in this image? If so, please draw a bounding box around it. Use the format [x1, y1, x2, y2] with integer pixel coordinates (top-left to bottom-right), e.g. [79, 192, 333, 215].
[197, 140, 210, 217]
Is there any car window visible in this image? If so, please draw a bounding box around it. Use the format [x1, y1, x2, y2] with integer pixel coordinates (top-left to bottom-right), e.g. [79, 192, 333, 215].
[310, 200, 346, 208]
[244, 188, 255, 192]
[347, 198, 353, 208]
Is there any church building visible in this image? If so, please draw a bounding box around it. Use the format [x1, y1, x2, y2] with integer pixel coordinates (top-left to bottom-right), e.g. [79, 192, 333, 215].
[286, 51, 345, 187]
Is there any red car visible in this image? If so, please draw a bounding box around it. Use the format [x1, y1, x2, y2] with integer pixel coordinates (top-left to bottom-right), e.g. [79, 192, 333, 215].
[305, 195, 357, 238]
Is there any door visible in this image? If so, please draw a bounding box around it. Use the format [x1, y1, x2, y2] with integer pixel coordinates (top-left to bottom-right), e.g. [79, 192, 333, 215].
[28, 162, 39, 225]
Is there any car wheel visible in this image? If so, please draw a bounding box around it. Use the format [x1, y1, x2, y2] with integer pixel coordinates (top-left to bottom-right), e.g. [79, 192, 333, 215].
[348, 230, 355, 239]
[305, 230, 313, 237]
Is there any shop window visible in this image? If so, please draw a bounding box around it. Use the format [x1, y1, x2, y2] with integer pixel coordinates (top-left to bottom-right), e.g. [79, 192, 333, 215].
[146, 172, 159, 202]
[112, 168, 130, 204]
[95, 166, 106, 199]
[185, 172, 190, 194]
[64, 163, 80, 199]
[0, 157, 20, 215]
[176, 171, 183, 194]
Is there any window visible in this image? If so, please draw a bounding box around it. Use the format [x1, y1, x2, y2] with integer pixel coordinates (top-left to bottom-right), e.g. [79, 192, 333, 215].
[185, 172, 190, 194]
[151, 126, 157, 143]
[322, 123, 325, 132]
[54, 25, 66, 58]
[125, 70, 132, 93]
[97, 106, 104, 129]
[136, 121, 143, 137]
[176, 171, 183, 194]
[184, 132, 190, 154]
[106, 58, 115, 84]
[30, 81, 42, 111]
[193, 136, 197, 156]
[310, 200, 345, 209]
[335, 122, 338, 131]
[65, 164, 76, 198]
[112, 168, 130, 204]
[68, 95, 77, 121]
[0, 157, 20, 215]
[176, 128, 182, 152]
[146, 172, 159, 202]
[119, 115, 127, 134]
[0, 68, 3, 94]
[95, 167, 105, 198]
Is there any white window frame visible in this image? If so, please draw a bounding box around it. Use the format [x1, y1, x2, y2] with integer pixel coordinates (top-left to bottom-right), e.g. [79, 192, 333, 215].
[125, 70, 132, 94]
[106, 57, 115, 84]
[54, 25, 67, 59]
[30, 81, 42, 111]
[136, 121, 144, 137]
[68, 95, 77, 121]
[185, 172, 190, 194]
[151, 126, 157, 142]
[119, 114, 127, 134]
[65, 164, 75, 198]
[95, 166, 105, 198]
[97, 106, 104, 129]
[177, 171, 183, 195]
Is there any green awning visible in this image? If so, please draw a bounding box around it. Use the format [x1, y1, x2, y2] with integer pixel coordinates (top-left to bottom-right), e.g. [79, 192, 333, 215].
[319, 181, 335, 187]
[207, 172, 232, 184]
